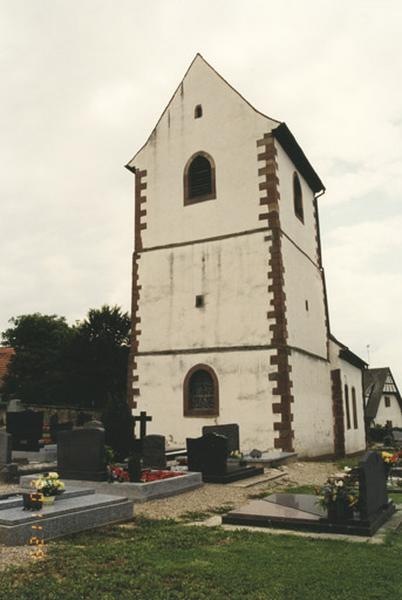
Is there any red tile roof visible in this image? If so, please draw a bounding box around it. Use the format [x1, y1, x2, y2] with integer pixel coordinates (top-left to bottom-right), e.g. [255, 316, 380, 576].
[0, 348, 14, 386]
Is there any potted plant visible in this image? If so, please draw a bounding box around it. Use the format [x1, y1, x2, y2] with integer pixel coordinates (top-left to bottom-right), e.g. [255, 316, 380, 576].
[317, 468, 359, 522]
[30, 472, 65, 504]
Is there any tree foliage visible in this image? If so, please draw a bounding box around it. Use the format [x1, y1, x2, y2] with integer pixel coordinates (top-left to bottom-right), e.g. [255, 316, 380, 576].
[1, 306, 131, 410]
[1, 313, 73, 405]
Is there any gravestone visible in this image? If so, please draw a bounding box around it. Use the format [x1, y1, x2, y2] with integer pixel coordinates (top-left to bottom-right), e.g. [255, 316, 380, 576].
[202, 424, 240, 454]
[51, 421, 73, 443]
[6, 410, 43, 451]
[142, 435, 167, 469]
[58, 426, 107, 481]
[358, 451, 388, 519]
[0, 431, 12, 466]
[187, 433, 263, 483]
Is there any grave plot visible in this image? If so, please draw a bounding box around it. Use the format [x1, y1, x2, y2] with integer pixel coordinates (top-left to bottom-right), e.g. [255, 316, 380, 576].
[187, 430, 264, 483]
[222, 451, 396, 536]
[0, 487, 133, 545]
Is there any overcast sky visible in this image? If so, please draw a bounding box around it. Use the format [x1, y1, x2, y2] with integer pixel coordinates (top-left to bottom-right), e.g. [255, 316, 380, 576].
[1, 1, 402, 383]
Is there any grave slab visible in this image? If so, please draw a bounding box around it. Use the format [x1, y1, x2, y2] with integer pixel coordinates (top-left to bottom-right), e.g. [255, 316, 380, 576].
[21, 471, 203, 503]
[0, 489, 133, 545]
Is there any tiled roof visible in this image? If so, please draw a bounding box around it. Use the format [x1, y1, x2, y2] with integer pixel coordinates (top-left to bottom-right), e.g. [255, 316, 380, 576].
[0, 348, 14, 386]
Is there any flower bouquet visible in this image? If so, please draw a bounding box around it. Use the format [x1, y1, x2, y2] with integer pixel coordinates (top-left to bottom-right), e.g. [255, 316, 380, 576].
[30, 472, 65, 504]
[316, 468, 359, 522]
[381, 451, 401, 479]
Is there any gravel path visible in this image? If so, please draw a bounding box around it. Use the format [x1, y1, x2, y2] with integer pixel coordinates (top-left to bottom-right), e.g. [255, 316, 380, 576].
[0, 460, 338, 570]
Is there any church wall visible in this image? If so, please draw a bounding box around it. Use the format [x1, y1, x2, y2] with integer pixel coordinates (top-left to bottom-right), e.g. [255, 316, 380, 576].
[374, 394, 402, 427]
[135, 350, 277, 450]
[290, 350, 334, 457]
[132, 59, 277, 249]
[137, 231, 271, 351]
[281, 235, 327, 358]
[275, 142, 318, 262]
[338, 358, 367, 453]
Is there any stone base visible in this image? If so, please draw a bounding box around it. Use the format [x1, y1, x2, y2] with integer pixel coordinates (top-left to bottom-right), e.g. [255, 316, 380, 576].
[0, 489, 133, 545]
[21, 471, 203, 503]
[203, 465, 264, 484]
[222, 493, 396, 537]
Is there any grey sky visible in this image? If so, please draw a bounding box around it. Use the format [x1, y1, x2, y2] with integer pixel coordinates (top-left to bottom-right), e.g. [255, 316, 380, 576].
[1, 1, 402, 383]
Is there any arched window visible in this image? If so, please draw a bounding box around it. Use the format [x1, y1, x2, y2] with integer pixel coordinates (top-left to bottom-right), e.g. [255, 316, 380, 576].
[183, 152, 216, 205]
[194, 104, 203, 118]
[344, 384, 351, 430]
[351, 387, 358, 429]
[293, 172, 304, 223]
[183, 364, 219, 417]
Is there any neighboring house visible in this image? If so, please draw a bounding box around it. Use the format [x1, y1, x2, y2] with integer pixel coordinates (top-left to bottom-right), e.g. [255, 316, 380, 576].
[364, 368, 402, 428]
[125, 54, 367, 458]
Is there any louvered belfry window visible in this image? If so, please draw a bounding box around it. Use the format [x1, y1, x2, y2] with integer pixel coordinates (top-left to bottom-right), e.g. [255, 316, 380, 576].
[189, 155, 212, 198]
[184, 152, 216, 205]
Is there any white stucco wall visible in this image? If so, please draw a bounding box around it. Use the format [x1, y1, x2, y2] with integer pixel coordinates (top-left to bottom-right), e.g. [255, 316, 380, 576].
[129, 56, 278, 247]
[339, 358, 366, 454]
[374, 394, 402, 427]
[290, 350, 334, 457]
[137, 232, 272, 351]
[136, 350, 277, 450]
[276, 142, 318, 262]
[281, 235, 327, 358]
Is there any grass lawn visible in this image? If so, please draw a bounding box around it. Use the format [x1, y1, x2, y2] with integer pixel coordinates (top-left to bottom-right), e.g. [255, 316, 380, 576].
[0, 517, 401, 600]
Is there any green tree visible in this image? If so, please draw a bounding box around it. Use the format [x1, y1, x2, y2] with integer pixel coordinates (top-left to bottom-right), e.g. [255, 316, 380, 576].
[1, 313, 73, 404]
[66, 305, 130, 410]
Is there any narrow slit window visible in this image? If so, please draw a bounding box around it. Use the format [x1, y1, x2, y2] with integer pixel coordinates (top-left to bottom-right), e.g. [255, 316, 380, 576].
[352, 387, 358, 429]
[344, 384, 351, 430]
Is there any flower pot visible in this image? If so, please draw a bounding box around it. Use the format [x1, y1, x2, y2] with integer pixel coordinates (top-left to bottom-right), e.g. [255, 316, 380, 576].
[42, 496, 56, 505]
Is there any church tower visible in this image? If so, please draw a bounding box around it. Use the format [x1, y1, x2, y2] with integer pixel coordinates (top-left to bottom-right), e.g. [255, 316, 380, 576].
[125, 55, 366, 457]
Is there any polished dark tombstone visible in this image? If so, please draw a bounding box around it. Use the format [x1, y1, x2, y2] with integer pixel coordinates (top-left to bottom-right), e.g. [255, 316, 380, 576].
[6, 410, 43, 451]
[202, 424, 240, 454]
[187, 433, 263, 483]
[0, 431, 12, 466]
[58, 426, 108, 481]
[142, 435, 167, 469]
[223, 450, 396, 536]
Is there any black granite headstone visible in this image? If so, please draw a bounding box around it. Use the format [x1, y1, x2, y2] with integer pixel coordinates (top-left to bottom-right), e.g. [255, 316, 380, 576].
[6, 410, 43, 451]
[128, 454, 142, 482]
[359, 451, 388, 519]
[202, 424, 240, 454]
[57, 427, 107, 481]
[187, 433, 263, 483]
[142, 435, 166, 469]
[0, 430, 12, 466]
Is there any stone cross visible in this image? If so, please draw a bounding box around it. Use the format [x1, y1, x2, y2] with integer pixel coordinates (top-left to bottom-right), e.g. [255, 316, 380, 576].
[133, 411, 152, 439]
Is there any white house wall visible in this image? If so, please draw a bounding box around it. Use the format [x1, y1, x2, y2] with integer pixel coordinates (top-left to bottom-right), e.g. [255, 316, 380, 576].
[374, 394, 402, 427]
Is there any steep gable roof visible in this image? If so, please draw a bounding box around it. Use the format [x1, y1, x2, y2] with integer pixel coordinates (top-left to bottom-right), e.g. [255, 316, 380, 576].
[125, 54, 324, 193]
[364, 367, 402, 419]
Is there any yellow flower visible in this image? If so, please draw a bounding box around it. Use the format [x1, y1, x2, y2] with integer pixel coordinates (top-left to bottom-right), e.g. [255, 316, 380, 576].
[47, 472, 59, 480]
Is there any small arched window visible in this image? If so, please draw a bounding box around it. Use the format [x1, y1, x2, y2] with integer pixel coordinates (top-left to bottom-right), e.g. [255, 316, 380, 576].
[344, 384, 351, 430]
[194, 104, 203, 118]
[293, 172, 304, 223]
[184, 152, 216, 205]
[184, 364, 219, 417]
